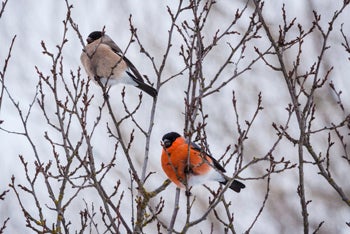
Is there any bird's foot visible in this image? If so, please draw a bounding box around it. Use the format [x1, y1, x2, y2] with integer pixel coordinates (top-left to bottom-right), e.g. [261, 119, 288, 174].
[184, 165, 194, 175]
[94, 75, 101, 82]
[103, 93, 109, 100]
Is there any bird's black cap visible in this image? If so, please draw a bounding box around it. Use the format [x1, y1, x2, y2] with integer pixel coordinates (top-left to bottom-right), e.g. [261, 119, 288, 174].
[162, 132, 181, 148]
[87, 31, 104, 44]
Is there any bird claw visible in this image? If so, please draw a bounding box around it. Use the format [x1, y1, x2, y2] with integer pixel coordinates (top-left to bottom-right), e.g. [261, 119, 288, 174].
[185, 190, 192, 197]
[184, 165, 194, 175]
[94, 75, 100, 82]
[103, 93, 109, 100]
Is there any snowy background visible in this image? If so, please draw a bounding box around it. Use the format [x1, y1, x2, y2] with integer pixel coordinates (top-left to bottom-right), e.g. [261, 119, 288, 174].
[0, 0, 349, 233]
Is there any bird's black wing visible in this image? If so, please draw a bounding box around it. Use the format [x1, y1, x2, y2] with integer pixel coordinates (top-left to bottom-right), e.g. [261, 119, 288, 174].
[187, 139, 245, 193]
[121, 56, 145, 83]
[102, 36, 157, 97]
[187, 140, 226, 173]
[103, 37, 145, 83]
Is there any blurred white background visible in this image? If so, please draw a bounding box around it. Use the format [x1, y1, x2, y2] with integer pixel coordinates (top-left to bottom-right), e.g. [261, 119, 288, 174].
[0, 0, 349, 233]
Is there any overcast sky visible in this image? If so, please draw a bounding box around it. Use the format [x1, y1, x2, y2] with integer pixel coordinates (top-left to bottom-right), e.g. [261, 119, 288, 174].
[1, 0, 349, 233]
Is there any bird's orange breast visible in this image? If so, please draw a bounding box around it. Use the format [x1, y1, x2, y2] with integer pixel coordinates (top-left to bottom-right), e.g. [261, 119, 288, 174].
[161, 137, 213, 187]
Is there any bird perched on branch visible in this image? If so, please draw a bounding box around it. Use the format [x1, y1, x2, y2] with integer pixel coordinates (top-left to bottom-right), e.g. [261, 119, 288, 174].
[80, 31, 157, 98]
[161, 132, 245, 193]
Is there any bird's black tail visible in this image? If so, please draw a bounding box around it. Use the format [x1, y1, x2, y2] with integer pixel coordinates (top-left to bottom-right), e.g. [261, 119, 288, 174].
[136, 81, 157, 98]
[220, 180, 245, 193]
[126, 70, 157, 98]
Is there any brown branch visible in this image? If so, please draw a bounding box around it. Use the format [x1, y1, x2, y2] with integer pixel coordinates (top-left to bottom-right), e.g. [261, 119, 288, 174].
[0, 35, 16, 112]
[0, 0, 9, 18]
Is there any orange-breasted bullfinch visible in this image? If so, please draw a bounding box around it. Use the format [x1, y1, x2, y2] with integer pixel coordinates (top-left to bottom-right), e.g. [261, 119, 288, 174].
[80, 31, 157, 98]
[161, 132, 245, 193]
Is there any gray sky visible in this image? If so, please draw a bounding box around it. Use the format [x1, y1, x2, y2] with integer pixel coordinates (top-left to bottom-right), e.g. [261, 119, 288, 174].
[1, 0, 349, 233]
